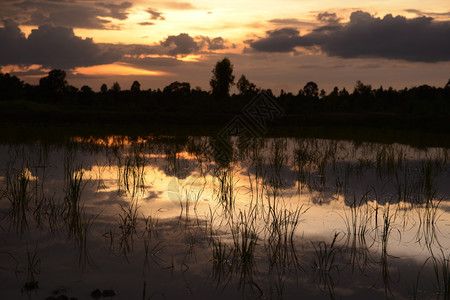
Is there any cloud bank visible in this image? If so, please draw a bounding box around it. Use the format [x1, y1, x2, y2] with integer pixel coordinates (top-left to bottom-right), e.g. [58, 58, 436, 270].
[251, 11, 450, 62]
[0, 21, 121, 69]
[0, 21, 231, 69]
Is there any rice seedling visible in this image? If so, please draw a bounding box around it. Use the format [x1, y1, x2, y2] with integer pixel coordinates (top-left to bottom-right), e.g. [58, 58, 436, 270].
[264, 202, 307, 272]
[376, 144, 404, 180]
[117, 151, 146, 197]
[63, 165, 86, 240]
[265, 232, 301, 275]
[143, 239, 166, 269]
[311, 233, 342, 298]
[267, 139, 287, 190]
[94, 160, 108, 192]
[42, 194, 64, 236]
[414, 197, 443, 251]
[340, 192, 376, 272]
[247, 139, 266, 205]
[429, 248, 450, 299]
[182, 177, 207, 221]
[215, 167, 237, 210]
[30, 175, 49, 229]
[74, 211, 98, 269]
[115, 198, 140, 259]
[293, 140, 311, 191]
[210, 234, 230, 267]
[407, 260, 428, 300]
[393, 165, 422, 204]
[142, 214, 159, 240]
[311, 233, 341, 275]
[230, 206, 259, 280]
[22, 244, 40, 293]
[4, 168, 32, 235]
[376, 203, 402, 298]
[379, 204, 399, 255]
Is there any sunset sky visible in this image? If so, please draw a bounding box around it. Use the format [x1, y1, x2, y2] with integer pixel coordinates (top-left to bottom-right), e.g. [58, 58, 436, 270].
[1, 0, 449, 94]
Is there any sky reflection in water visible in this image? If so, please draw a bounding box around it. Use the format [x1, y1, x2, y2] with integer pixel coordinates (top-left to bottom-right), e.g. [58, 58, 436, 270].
[1, 136, 450, 299]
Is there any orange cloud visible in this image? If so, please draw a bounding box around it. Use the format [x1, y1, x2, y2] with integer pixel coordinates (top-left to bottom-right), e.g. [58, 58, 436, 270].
[73, 63, 170, 76]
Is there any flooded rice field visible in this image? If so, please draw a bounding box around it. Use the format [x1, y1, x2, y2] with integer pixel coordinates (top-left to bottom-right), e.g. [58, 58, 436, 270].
[1, 135, 450, 299]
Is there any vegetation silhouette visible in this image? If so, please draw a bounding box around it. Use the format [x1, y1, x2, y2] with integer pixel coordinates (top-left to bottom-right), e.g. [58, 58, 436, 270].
[0, 58, 449, 134]
[210, 57, 235, 99]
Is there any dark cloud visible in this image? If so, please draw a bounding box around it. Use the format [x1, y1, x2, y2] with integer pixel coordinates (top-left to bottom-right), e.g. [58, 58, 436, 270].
[4, 0, 132, 29]
[160, 33, 199, 56]
[249, 28, 304, 53]
[108, 43, 163, 56]
[199, 36, 228, 50]
[106, 34, 230, 57]
[39, 5, 113, 29]
[405, 9, 450, 18]
[138, 22, 155, 26]
[250, 11, 450, 62]
[96, 1, 133, 20]
[267, 18, 313, 26]
[0, 19, 230, 70]
[0, 22, 121, 68]
[147, 8, 165, 20]
[317, 12, 341, 24]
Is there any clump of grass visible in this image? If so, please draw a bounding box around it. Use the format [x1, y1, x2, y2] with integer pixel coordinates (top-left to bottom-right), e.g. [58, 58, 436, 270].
[63, 166, 86, 240]
[4, 168, 32, 235]
[210, 235, 230, 266]
[230, 207, 259, 281]
[22, 245, 40, 293]
[117, 151, 146, 197]
[267, 204, 306, 244]
[62, 163, 98, 268]
[267, 139, 287, 190]
[265, 203, 307, 271]
[294, 140, 312, 190]
[207, 229, 233, 291]
[311, 233, 341, 275]
[215, 168, 237, 210]
[113, 198, 140, 260]
[377, 203, 401, 298]
[414, 197, 442, 250]
[311, 233, 342, 297]
[340, 192, 375, 272]
[430, 249, 450, 298]
[75, 211, 98, 269]
[142, 214, 158, 240]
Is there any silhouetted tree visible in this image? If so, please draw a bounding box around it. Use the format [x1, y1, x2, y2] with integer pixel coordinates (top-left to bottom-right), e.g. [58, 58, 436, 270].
[445, 79, 450, 90]
[237, 74, 258, 97]
[324, 86, 340, 111]
[302, 82, 319, 98]
[319, 89, 326, 99]
[131, 80, 141, 93]
[100, 83, 108, 93]
[79, 85, 94, 105]
[111, 82, 121, 93]
[352, 80, 373, 111]
[163, 81, 191, 98]
[80, 85, 93, 94]
[39, 69, 67, 95]
[0, 73, 24, 100]
[354, 80, 372, 96]
[210, 58, 234, 99]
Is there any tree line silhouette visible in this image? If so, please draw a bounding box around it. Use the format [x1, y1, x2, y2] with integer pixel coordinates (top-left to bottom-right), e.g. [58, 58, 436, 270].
[1, 58, 449, 118]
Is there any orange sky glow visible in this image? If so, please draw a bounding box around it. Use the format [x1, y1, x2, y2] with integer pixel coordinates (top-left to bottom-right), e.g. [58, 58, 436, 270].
[0, 0, 449, 92]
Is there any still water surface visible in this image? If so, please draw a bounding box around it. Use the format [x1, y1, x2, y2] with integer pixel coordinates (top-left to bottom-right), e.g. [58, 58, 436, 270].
[1, 136, 450, 299]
